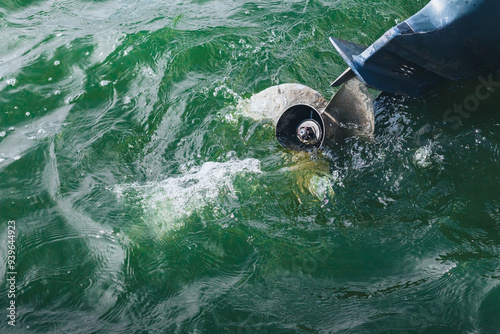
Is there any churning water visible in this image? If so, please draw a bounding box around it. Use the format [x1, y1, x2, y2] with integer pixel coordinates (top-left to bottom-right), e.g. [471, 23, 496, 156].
[1, 0, 500, 333]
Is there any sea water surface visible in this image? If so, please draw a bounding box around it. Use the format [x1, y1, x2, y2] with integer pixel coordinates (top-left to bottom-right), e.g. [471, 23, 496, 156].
[1, 0, 500, 333]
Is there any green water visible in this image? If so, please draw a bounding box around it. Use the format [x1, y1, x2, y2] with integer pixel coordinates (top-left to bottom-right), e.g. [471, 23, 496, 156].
[1, 0, 500, 333]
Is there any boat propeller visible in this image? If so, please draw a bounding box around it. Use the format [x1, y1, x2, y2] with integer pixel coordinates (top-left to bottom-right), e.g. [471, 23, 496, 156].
[245, 77, 374, 152]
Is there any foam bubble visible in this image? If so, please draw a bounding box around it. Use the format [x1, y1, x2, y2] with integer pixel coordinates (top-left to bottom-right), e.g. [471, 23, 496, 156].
[213, 84, 240, 100]
[413, 143, 444, 168]
[115, 158, 262, 234]
[100, 80, 111, 86]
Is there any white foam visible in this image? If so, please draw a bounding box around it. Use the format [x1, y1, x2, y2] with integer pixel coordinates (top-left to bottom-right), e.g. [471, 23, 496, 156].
[413, 143, 444, 168]
[414, 146, 432, 167]
[115, 158, 262, 234]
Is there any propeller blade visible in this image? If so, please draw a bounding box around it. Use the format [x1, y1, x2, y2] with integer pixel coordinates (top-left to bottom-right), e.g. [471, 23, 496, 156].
[325, 76, 375, 136]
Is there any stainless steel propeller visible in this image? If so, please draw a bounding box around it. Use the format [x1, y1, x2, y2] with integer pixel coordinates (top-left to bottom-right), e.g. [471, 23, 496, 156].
[245, 76, 374, 151]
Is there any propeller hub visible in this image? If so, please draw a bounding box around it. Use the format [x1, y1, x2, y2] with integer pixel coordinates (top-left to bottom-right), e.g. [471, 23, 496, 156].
[297, 119, 322, 145]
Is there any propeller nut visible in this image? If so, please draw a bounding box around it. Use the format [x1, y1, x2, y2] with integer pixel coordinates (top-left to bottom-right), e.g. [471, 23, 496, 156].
[297, 119, 322, 145]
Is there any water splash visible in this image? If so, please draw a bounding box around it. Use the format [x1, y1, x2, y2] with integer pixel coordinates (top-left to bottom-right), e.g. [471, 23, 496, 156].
[413, 142, 444, 168]
[115, 158, 262, 234]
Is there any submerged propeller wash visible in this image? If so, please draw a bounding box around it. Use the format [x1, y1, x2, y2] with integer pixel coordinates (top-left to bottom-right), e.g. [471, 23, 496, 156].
[253, 0, 500, 152]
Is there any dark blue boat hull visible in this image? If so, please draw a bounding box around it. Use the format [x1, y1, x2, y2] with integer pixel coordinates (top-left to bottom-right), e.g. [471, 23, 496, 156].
[331, 0, 500, 97]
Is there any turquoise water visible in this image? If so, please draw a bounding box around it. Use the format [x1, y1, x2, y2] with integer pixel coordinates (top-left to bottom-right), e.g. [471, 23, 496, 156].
[1, 0, 500, 333]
